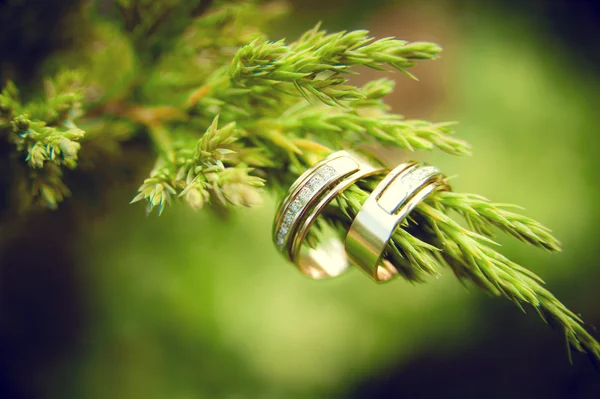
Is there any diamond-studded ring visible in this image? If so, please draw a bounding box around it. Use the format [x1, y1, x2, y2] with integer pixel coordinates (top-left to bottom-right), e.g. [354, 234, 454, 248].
[345, 162, 448, 283]
[273, 150, 387, 279]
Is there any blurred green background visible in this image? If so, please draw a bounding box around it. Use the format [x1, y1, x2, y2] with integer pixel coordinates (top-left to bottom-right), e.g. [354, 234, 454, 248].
[1, 1, 599, 398]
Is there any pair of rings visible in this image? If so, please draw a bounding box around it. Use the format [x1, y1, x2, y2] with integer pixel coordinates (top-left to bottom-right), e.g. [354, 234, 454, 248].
[272, 150, 447, 283]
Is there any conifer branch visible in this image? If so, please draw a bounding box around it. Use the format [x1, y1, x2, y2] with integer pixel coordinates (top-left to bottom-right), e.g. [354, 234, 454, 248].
[416, 201, 600, 365]
[131, 116, 264, 213]
[1, 72, 85, 209]
[272, 101, 470, 155]
[229, 24, 441, 105]
[1, 0, 597, 365]
[331, 183, 599, 364]
[430, 191, 562, 252]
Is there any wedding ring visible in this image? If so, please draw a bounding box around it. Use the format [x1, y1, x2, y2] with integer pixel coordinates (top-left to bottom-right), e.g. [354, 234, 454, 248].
[273, 150, 386, 279]
[345, 163, 446, 282]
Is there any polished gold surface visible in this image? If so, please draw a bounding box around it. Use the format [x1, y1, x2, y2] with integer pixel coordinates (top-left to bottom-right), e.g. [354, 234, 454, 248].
[345, 163, 445, 282]
[273, 150, 386, 279]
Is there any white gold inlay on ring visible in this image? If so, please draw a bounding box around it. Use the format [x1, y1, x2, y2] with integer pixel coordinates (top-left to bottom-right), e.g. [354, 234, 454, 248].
[345, 162, 447, 283]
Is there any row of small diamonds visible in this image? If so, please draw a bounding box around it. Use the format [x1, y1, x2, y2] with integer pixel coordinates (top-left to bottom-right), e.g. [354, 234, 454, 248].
[276, 165, 337, 249]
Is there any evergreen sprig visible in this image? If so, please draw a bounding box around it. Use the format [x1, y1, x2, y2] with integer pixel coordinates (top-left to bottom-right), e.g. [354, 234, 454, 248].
[1, 72, 85, 209]
[431, 191, 562, 252]
[417, 200, 599, 365]
[1, 0, 597, 365]
[230, 23, 441, 105]
[131, 116, 264, 213]
[334, 183, 600, 364]
[273, 101, 470, 155]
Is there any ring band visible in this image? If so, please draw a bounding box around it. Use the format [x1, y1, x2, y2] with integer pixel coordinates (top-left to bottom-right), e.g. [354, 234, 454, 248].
[345, 163, 445, 282]
[273, 150, 386, 279]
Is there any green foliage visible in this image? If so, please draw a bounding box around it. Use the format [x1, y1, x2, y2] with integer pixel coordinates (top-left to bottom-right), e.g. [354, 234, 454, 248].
[229, 23, 441, 105]
[416, 200, 598, 363]
[432, 191, 562, 252]
[1, 71, 85, 209]
[272, 100, 470, 154]
[131, 116, 264, 213]
[0, 0, 598, 365]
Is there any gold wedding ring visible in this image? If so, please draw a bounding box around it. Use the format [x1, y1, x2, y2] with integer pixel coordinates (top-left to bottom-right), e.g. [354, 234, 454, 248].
[345, 163, 445, 282]
[273, 150, 386, 279]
